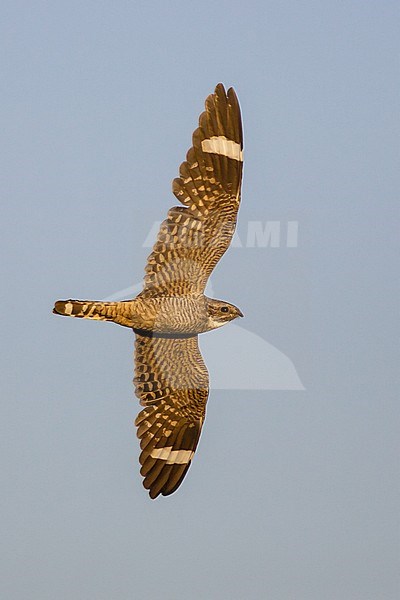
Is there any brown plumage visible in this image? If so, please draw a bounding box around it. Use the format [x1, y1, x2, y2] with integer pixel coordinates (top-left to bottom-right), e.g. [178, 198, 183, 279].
[53, 83, 244, 498]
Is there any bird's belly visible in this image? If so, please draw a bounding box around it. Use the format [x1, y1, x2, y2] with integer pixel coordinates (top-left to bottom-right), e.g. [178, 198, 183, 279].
[132, 296, 207, 334]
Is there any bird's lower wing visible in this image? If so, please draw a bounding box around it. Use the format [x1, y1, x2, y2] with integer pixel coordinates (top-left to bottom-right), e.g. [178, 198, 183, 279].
[133, 334, 209, 498]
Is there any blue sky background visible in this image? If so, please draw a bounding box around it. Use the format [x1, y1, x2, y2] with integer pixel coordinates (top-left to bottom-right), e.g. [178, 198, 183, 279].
[1, 2, 399, 599]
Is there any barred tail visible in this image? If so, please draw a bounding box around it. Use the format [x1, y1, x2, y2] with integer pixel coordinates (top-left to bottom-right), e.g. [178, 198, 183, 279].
[53, 299, 119, 322]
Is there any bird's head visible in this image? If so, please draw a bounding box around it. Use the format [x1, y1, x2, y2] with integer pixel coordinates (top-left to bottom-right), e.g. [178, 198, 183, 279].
[205, 298, 243, 330]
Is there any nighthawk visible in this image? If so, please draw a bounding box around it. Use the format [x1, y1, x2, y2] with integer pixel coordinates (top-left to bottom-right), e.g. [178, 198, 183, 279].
[54, 83, 244, 498]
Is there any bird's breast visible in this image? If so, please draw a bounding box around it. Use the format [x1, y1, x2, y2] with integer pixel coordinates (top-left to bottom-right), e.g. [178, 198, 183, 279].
[131, 295, 208, 334]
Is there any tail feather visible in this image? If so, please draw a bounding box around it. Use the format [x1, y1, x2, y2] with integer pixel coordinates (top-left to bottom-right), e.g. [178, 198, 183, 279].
[53, 299, 116, 321]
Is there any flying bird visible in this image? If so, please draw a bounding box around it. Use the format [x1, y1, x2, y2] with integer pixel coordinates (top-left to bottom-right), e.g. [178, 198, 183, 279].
[54, 83, 244, 498]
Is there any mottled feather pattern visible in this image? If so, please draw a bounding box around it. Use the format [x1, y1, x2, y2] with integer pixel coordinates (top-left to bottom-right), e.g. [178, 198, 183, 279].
[142, 83, 243, 297]
[53, 300, 122, 323]
[133, 335, 208, 498]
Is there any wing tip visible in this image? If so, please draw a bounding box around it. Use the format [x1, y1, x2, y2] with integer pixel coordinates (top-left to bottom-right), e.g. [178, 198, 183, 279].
[146, 462, 192, 499]
[214, 82, 239, 101]
[136, 411, 204, 500]
[204, 83, 242, 148]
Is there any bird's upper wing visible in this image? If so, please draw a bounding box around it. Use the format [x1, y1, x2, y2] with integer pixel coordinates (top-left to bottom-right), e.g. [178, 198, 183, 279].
[133, 333, 209, 498]
[140, 83, 243, 298]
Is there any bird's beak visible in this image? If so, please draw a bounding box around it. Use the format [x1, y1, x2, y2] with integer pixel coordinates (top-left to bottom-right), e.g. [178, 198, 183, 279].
[237, 309, 244, 318]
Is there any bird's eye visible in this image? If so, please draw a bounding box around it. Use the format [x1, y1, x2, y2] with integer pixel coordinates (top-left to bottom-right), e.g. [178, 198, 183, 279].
[220, 306, 229, 313]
